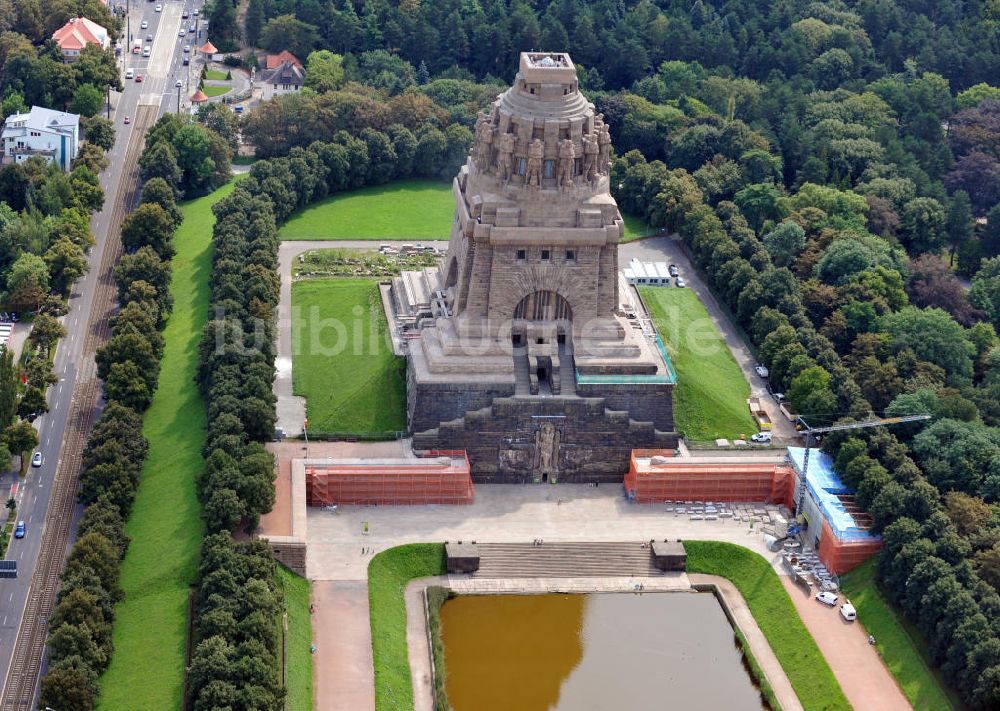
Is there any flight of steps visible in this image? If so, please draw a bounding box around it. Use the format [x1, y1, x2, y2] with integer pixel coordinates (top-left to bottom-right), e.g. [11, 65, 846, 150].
[513, 349, 531, 395]
[390, 266, 445, 326]
[471, 542, 662, 578]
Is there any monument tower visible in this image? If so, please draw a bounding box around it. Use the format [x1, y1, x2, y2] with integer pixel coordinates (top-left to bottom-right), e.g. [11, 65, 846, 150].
[390, 52, 678, 482]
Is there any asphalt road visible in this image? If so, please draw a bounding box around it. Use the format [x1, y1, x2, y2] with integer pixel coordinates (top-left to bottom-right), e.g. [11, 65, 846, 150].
[0, 0, 202, 697]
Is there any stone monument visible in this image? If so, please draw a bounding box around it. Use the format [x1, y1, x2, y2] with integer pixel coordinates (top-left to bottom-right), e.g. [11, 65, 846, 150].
[389, 52, 677, 482]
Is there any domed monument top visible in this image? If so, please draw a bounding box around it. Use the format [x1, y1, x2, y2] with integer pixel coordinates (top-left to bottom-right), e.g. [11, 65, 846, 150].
[470, 52, 611, 196]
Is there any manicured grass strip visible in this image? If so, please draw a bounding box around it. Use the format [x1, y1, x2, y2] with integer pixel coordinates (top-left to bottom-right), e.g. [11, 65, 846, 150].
[278, 564, 314, 711]
[840, 560, 961, 711]
[621, 211, 656, 242]
[201, 84, 230, 97]
[291, 279, 407, 434]
[369, 544, 446, 711]
[97, 182, 235, 709]
[685, 541, 850, 711]
[279, 180, 454, 240]
[641, 287, 757, 441]
[204, 69, 227, 80]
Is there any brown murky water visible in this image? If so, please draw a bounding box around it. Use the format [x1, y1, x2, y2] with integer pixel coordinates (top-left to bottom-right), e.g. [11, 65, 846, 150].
[440, 592, 767, 711]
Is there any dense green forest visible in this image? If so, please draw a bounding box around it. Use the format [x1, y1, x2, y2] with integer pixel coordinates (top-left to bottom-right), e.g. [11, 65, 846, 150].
[225, 1, 1000, 708]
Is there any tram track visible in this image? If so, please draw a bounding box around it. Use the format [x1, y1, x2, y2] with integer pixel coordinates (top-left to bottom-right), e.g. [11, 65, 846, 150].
[0, 103, 158, 711]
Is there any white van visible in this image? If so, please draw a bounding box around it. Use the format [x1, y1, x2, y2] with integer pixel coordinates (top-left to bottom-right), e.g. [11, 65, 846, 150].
[840, 602, 857, 621]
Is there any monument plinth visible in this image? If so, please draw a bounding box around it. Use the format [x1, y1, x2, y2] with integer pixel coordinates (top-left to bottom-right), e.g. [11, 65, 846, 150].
[389, 52, 678, 482]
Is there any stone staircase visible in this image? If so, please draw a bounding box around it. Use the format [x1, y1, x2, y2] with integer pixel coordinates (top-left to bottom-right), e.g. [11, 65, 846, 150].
[471, 542, 662, 578]
[513, 349, 531, 395]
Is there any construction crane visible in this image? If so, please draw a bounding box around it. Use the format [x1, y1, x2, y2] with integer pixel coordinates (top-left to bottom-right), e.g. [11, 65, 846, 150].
[794, 414, 931, 515]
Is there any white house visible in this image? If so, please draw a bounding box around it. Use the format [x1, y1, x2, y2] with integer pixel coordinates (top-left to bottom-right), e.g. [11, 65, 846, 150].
[52, 17, 110, 61]
[260, 60, 306, 101]
[2, 106, 81, 171]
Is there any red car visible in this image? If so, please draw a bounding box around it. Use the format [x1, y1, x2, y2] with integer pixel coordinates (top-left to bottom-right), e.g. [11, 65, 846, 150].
[135, 74, 143, 82]
[124, 116, 131, 124]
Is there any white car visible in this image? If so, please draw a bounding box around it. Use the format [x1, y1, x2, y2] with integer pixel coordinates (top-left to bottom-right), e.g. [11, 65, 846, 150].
[675, 277, 687, 288]
[178, 28, 186, 36]
[140, 20, 148, 29]
[193, 8, 199, 14]
[755, 364, 769, 378]
[750, 431, 772, 443]
[840, 602, 857, 621]
[816, 591, 838, 607]
[175, 79, 183, 87]
[31, 452, 42, 467]
[155, 3, 162, 10]
[125, 68, 134, 79]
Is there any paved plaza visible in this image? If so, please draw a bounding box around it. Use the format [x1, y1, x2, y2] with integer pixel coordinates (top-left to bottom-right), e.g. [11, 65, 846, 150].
[306, 483, 781, 581]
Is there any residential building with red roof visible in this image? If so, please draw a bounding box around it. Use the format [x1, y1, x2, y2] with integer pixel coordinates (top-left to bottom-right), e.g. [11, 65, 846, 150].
[52, 17, 110, 60]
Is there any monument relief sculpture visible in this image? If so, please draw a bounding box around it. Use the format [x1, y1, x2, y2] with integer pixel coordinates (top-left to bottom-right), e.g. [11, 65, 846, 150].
[474, 111, 494, 172]
[525, 138, 544, 187]
[497, 131, 515, 182]
[597, 122, 611, 174]
[557, 138, 576, 187]
[535, 422, 560, 474]
[582, 132, 598, 184]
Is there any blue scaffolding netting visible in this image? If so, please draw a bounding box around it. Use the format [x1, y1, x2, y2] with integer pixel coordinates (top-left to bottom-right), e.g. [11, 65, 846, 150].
[788, 447, 880, 542]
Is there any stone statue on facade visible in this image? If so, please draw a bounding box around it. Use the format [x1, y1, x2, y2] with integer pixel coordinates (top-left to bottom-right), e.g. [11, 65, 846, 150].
[497, 131, 516, 181]
[557, 138, 576, 188]
[474, 111, 494, 172]
[582, 132, 598, 184]
[597, 122, 611, 174]
[525, 138, 544, 187]
[535, 422, 559, 474]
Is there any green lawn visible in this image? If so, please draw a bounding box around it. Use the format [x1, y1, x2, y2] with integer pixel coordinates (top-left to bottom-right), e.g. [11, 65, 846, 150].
[201, 84, 230, 97]
[279, 180, 454, 240]
[641, 287, 757, 441]
[291, 279, 407, 435]
[369, 544, 446, 711]
[685, 541, 850, 711]
[840, 560, 962, 710]
[621, 212, 657, 242]
[278, 564, 314, 711]
[97, 182, 236, 708]
[278, 178, 652, 241]
[204, 69, 227, 80]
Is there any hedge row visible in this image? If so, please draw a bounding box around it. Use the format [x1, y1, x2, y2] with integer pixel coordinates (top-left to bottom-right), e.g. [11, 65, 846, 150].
[37, 173, 181, 710]
[616, 151, 1000, 709]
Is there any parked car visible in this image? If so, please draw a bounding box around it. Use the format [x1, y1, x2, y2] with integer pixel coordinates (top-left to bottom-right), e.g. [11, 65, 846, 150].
[183, 44, 190, 52]
[31, 451, 42, 467]
[816, 591, 838, 607]
[182, 57, 190, 65]
[840, 602, 857, 621]
[755, 364, 769, 378]
[750, 431, 772, 443]
[773, 392, 786, 403]
[178, 28, 186, 36]
[193, 8, 199, 15]
[181, 9, 188, 17]
[175, 79, 183, 87]
[675, 277, 686, 288]
[14, 521, 25, 539]
[123, 115, 130, 125]
[668, 264, 679, 277]
[140, 19, 148, 29]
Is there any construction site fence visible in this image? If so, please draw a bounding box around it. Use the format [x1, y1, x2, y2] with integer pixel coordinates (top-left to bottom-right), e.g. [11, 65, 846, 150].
[818, 518, 882, 575]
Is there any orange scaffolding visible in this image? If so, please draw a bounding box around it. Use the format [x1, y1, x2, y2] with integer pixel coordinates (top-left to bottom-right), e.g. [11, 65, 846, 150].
[625, 450, 796, 508]
[306, 450, 474, 506]
[818, 518, 882, 575]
